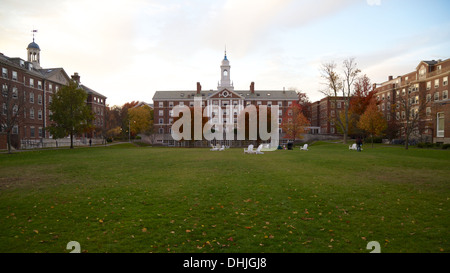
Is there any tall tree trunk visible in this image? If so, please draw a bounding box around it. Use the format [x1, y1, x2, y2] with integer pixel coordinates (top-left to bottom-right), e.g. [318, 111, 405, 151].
[7, 132, 12, 154]
[70, 132, 74, 149]
[405, 126, 409, 150]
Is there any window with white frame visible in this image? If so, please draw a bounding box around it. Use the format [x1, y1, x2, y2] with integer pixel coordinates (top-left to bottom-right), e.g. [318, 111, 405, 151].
[159, 110, 164, 116]
[38, 110, 42, 120]
[30, 92, 34, 103]
[159, 118, 164, 124]
[169, 101, 174, 107]
[443, 90, 448, 100]
[12, 87, 18, 99]
[434, 92, 439, 101]
[30, 108, 35, 119]
[426, 107, 431, 116]
[30, 78, 34, 87]
[12, 71, 17, 81]
[38, 95, 42, 105]
[426, 94, 431, 102]
[435, 79, 439, 88]
[2, 68, 7, 78]
[444, 76, 448, 86]
[158, 102, 163, 107]
[179, 101, 184, 106]
[38, 81, 42, 90]
[427, 81, 431, 90]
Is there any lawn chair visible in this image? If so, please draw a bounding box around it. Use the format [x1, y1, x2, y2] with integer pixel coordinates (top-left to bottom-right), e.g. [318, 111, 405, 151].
[210, 144, 219, 151]
[219, 145, 225, 151]
[300, 144, 308, 151]
[255, 144, 264, 154]
[349, 143, 357, 150]
[244, 144, 254, 154]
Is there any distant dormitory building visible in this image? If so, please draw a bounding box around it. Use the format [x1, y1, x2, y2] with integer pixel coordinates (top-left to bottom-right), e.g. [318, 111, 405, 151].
[310, 96, 347, 135]
[0, 37, 107, 150]
[152, 52, 299, 146]
[373, 58, 449, 144]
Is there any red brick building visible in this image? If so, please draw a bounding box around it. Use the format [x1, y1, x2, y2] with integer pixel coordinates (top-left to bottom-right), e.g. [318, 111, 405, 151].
[310, 96, 347, 135]
[152, 53, 299, 146]
[373, 58, 449, 144]
[0, 39, 106, 150]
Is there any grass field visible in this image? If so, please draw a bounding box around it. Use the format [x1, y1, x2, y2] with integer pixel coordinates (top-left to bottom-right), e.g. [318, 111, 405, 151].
[0, 142, 448, 253]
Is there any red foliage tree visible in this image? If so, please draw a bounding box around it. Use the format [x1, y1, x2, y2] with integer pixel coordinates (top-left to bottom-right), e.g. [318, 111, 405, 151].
[281, 101, 310, 142]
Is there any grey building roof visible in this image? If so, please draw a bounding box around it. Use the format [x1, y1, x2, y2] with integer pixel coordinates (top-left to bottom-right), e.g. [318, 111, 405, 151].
[153, 89, 298, 101]
[80, 84, 107, 99]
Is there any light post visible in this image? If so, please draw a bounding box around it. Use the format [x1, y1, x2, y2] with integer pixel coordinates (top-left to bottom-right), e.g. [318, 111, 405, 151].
[129, 120, 135, 143]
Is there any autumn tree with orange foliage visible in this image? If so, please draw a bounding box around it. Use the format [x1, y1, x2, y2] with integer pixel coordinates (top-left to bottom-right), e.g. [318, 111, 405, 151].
[357, 100, 387, 148]
[281, 101, 310, 143]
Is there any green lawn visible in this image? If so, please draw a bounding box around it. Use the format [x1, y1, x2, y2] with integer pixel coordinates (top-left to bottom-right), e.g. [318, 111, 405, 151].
[0, 142, 448, 253]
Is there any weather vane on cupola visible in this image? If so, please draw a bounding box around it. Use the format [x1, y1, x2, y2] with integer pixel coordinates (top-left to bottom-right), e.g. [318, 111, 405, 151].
[32, 29, 38, 42]
[224, 44, 228, 60]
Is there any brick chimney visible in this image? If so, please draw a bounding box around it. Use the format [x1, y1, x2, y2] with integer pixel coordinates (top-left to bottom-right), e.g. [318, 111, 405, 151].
[72, 72, 80, 83]
[250, 82, 255, 94]
[197, 82, 201, 94]
[388, 75, 393, 81]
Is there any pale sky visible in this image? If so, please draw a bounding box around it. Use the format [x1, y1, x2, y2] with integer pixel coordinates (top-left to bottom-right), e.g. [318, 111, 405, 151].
[1, 0, 449, 106]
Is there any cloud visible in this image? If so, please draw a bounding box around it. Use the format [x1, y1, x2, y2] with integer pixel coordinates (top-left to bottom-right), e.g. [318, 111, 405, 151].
[367, 0, 381, 6]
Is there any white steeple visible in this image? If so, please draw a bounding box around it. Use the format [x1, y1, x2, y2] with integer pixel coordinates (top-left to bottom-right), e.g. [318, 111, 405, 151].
[218, 49, 233, 91]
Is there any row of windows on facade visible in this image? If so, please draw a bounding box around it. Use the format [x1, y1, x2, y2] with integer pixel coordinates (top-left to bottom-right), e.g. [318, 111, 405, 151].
[2, 84, 105, 118]
[4, 125, 44, 137]
[2, 104, 104, 128]
[2, 83, 51, 104]
[157, 116, 287, 126]
[157, 100, 294, 108]
[2, 104, 43, 120]
[378, 90, 448, 106]
[158, 108, 291, 117]
[377, 79, 448, 100]
[2, 68, 106, 105]
[156, 127, 286, 135]
[2, 67, 61, 92]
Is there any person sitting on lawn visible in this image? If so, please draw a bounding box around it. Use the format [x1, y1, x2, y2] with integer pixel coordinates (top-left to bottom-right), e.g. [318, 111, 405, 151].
[356, 137, 363, 152]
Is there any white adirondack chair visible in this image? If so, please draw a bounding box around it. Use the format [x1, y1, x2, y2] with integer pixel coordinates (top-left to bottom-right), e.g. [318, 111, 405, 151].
[244, 144, 254, 154]
[210, 144, 219, 151]
[219, 145, 225, 151]
[255, 144, 264, 154]
[300, 144, 308, 151]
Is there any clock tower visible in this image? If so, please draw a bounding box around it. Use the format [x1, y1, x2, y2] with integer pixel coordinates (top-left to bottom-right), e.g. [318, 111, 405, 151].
[218, 50, 233, 91]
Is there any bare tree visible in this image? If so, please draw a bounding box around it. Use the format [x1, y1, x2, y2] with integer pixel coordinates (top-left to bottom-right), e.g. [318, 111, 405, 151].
[320, 58, 361, 144]
[0, 83, 25, 153]
[395, 82, 429, 149]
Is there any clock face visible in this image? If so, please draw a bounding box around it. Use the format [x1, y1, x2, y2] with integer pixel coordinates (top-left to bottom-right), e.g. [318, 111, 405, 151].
[222, 91, 229, 97]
